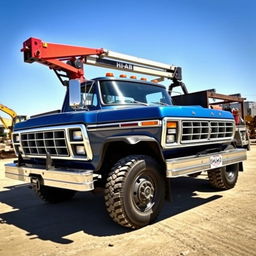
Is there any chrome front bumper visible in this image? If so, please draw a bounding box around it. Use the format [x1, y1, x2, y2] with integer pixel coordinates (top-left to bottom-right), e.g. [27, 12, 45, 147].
[166, 148, 247, 177]
[5, 163, 96, 191]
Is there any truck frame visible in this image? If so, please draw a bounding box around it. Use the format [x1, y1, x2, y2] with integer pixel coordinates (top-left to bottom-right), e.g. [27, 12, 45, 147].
[5, 38, 247, 228]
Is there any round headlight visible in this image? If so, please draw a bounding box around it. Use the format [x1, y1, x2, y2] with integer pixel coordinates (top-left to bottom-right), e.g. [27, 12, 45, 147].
[166, 135, 176, 143]
[167, 128, 176, 134]
[72, 130, 82, 141]
[75, 145, 85, 155]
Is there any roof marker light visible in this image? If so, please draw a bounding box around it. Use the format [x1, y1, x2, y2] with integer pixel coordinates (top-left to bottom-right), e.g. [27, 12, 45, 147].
[130, 75, 137, 79]
[120, 74, 127, 78]
[106, 72, 114, 77]
[141, 77, 147, 81]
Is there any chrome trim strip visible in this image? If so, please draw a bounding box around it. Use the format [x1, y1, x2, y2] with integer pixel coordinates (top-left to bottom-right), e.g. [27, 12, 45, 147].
[166, 148, 246, 177]
[5, 163, 96, 191]
[161, 117, 235, 149]
[87, 119, 161, 131]
[12, 124, 93, 161]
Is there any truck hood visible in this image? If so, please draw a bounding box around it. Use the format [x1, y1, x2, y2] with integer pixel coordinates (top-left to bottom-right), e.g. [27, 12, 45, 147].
[14, 105, 233, 131]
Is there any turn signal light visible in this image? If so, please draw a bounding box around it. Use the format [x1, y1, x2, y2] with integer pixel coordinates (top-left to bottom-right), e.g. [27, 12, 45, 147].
[141, 121, 159, 126]
[106, 72, 114, 77]
[167, 122, 177, 128]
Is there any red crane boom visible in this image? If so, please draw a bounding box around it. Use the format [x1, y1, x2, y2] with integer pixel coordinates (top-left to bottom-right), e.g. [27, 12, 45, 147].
[21, 37, 104, 82]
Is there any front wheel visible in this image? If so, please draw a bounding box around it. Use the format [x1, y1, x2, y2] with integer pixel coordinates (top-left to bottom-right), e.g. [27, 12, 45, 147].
[105, 155, 165, 229]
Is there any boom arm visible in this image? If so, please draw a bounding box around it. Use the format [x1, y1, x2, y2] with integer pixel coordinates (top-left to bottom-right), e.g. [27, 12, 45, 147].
[22, 37, 105, 82]
[21, 37, 182, 84]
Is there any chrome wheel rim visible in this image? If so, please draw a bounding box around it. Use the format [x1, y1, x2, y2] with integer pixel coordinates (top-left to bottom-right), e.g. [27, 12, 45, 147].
[132, 175, 155, 212]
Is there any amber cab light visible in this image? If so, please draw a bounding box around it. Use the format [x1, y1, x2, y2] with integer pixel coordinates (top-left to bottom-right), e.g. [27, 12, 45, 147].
[106, 72, 114, 77]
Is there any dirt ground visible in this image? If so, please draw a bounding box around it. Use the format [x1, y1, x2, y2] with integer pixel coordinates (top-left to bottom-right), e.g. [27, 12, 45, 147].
[0, 146, 256, 256]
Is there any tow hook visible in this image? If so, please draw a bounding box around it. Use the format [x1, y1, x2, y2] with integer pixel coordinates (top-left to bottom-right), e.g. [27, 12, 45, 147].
[30, 176, 41, 190]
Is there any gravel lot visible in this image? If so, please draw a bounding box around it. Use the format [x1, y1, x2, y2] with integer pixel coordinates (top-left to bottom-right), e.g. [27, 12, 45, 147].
[0, 146, 256, 256]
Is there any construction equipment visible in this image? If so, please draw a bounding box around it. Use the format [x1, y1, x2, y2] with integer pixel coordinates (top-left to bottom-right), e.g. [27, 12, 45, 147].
[0, 104, 27, 158]
[171, 89, 250, 150]
[0, 104, 27, 133]
[5, 37, 246, 229]
[0, 116, 10, 130]
[245, 115, 256, 140]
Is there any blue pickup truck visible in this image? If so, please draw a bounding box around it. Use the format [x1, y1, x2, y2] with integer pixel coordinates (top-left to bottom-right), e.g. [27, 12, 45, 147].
[5, 38, 247, 228]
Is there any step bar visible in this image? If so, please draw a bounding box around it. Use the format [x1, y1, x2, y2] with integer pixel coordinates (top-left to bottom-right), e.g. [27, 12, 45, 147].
[166, 148, 247, 177]
[5, 149, 246, 190]
[5, 163, 96, 191]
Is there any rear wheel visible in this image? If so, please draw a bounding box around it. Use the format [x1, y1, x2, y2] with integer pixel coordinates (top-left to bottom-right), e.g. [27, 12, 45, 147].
[207, 145, 239, 190]
[105, 155, 165, 229]
[207, 164, 239, 190]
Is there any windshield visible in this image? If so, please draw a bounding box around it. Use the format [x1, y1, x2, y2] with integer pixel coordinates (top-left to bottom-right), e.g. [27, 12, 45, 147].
[99, 80, 172, 106]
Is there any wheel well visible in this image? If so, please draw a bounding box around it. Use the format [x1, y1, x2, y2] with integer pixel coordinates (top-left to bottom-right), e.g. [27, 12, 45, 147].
[97, 140, 166, 177]
[95, 140, 170, 200]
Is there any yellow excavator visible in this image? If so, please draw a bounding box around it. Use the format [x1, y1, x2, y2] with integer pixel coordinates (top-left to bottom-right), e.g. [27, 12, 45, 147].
[0, 104, 27, 131]
[0, 116, 11, 132]
[0, 104, 27, 158]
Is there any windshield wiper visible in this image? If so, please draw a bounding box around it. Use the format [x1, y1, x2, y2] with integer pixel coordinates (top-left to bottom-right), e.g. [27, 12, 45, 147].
[130, 100, 148, 106]
[151, 101, 169, 106]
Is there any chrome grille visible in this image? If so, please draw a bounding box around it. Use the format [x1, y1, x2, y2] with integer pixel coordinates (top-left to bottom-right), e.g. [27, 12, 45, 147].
[181, 120, 234, 143]
[12, 124, 93, 161]
[20, 130, 69, 156]
[209, 121, 234, 139]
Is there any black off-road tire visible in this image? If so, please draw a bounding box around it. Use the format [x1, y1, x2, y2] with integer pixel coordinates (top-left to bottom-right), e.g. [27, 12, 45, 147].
[105, 155, 165, 229]
[33, 185, 76, 203]
[207, 146, 239, 190]
[188, 172, 202, 178]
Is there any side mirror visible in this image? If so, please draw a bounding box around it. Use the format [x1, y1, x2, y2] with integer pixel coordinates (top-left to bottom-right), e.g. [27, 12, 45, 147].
[69, 79, 81, 108]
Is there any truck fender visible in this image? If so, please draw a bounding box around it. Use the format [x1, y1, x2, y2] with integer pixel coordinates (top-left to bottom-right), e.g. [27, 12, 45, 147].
[97, 135, 166, 171]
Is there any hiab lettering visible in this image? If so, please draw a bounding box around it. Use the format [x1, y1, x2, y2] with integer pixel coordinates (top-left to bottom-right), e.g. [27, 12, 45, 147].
[116, 62, 133, 70]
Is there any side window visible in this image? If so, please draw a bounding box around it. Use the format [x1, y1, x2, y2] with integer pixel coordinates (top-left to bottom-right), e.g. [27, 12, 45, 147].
[81, 84, 98, 107]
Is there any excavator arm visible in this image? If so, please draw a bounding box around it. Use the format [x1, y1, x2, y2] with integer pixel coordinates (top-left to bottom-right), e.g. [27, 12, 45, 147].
[0, 116, 9, 130]
[0, 104, 27, 134]
[0, 104, 17, 118]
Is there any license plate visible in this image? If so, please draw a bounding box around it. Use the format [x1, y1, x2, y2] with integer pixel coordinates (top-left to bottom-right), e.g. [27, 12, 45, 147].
[210, 154, 223, 168]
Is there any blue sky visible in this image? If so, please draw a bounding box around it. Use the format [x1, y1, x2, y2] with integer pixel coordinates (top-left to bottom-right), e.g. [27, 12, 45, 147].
[0, 0, 255, 117]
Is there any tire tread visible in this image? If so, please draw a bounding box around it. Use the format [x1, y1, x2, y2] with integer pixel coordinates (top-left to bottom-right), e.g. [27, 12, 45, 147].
[105, 155, 149, 229]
